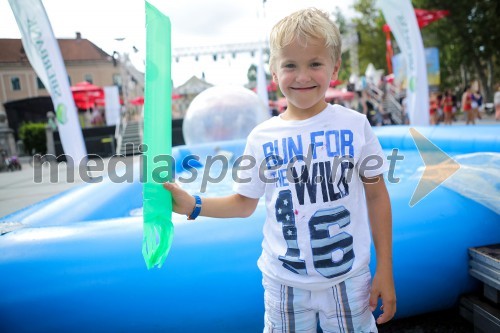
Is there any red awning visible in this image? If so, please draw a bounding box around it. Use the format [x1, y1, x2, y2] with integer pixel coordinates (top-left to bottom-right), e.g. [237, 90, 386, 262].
[130, 95, 184, 106]
[129, 96, 144, 106]
[383, 8, 450, 32]
[71, 81, 105, 110]
[71, 81, 103, 93]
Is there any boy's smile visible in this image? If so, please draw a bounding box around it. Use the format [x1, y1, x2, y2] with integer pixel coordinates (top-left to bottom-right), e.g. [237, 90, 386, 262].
[291, 86, 317, 91]
[272, 38, 340, 121]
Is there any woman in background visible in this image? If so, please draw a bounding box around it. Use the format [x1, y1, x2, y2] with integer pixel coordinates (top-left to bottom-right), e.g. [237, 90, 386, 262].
[461, 86, 474, 125]
[441, 90, 454, 125]
[429, 93, 439, 125]
[494, 84, 500, 121]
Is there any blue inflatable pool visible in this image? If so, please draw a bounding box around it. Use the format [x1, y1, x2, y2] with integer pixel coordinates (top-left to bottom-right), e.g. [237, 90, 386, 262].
[0, 125, 499, 332]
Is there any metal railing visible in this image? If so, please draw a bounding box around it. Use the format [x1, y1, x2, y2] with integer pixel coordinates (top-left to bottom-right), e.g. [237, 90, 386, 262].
[365, 82, 406, 125]
[115, 110, 127, 155]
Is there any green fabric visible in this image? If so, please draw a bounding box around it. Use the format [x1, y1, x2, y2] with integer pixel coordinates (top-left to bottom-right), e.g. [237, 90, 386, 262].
[142, 1, 173, 269]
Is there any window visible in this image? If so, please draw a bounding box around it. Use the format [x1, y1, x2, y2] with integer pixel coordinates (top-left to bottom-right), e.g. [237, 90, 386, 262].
[37, 77, 45, 90]
[84, 74, 93, 84]
[11, 77, 21, 91]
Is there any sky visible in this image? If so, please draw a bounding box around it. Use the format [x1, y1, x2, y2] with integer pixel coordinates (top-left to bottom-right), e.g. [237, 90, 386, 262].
[0, 0, 356, 87]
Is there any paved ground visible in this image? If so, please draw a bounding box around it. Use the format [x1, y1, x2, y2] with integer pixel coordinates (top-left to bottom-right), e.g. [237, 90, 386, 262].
[441, 110, 497, 126]
[0, 158, 83, 217]
[0, 155, 138, 218]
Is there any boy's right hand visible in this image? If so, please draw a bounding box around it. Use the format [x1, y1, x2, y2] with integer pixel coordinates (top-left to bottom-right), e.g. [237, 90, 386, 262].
[163, 182, 196, 216]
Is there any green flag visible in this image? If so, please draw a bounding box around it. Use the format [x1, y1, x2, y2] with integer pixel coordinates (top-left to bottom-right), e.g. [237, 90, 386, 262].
[142, 1, 174, 269]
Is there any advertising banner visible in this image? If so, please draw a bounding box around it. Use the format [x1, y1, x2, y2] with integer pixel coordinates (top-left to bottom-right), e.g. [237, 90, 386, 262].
[256, 47, 269, 109]
[377, 0, 429, 125]
[9, 0, 87, 164]
[104, 86, 121, 126]
[392, 47, 440, 90]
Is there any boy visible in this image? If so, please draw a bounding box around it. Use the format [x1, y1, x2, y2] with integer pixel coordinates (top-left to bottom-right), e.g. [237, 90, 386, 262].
[164, 8, 396, 332]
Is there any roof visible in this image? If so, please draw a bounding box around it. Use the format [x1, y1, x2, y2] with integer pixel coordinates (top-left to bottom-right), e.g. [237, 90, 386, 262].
[0, 37, 111, 64]
[174, 75, 213, 95]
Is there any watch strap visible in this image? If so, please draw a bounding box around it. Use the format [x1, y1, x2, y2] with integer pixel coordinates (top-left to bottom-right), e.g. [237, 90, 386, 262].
[187, 195, 202, 220]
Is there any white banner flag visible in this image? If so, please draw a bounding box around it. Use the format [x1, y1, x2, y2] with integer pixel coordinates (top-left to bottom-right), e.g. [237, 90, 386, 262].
[9, 0, 87, 165]
[376, 0, 429, 126]
[104, 86, 121, 126]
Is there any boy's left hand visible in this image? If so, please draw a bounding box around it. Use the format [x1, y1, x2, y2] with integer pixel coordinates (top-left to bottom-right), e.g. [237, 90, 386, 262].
[369, 269, 396, 324]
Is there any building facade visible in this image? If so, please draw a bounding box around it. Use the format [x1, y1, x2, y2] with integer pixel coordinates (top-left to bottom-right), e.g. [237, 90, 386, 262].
[0, 32, 144, 127]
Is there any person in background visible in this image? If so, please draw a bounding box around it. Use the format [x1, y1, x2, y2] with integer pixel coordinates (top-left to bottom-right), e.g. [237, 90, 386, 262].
[441, 90, 454, 125]
[452, 89, 459, 121]
[379, 90, 395, 126]
[353, 90, 368, 116]
[436, 92, 444, 124]
[461, 86, 474, 125]
[494, 84, 500, 121]
[91, 107, 104, 126]
[429, 93, 439, 125]
[365, 95, 380, 126]
[401, 96, 409, 124]
[471, 88, 483, 121]
[163, 8, 395, 332]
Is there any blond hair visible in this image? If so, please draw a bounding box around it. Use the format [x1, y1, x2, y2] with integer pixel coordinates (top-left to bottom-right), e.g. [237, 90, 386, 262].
[269, 8, 342, 70]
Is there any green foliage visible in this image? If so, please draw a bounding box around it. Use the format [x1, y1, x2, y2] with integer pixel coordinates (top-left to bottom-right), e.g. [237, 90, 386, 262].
[352, 0, 387, 74]
[332, 6, 348, 35]
[332, 7, 352, 82]
[405, 0, 498, 99]
[339, 52, 352, 83]
[18, 122, 47, 155]
[247, 63, 257, 82]
[351, 0, 498, 99]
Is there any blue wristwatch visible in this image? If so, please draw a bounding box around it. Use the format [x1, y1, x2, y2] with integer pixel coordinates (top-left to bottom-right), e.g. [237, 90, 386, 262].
[187, 195, 202, 220]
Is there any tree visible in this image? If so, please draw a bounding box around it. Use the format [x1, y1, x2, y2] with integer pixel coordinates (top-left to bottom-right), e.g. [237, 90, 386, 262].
[352, 0, 387, 74]
[18, 122, 47, 155]
[247, 63, 257, 83]
[332, 7, 352, 82]
[412, 0, 499, 101]
[247, 62, 279, 98]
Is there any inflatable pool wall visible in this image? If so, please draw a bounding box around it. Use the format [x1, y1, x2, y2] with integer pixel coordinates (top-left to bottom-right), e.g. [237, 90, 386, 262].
[0, 125, 499, 332]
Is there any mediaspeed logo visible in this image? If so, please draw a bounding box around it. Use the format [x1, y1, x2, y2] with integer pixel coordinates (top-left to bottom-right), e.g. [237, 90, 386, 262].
[408, 76, 416, 93]
[409, 128, 460, 206]
[30, 129, 461, 208]
[56, 103, 67, 124]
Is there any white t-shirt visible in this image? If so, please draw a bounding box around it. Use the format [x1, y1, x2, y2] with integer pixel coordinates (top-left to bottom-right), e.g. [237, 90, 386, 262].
[494, 91, 500, 106]
[234, 104, 388, 290]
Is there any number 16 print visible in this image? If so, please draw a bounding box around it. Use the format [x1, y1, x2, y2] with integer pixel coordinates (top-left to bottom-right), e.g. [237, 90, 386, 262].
[275, 190, 354, 278]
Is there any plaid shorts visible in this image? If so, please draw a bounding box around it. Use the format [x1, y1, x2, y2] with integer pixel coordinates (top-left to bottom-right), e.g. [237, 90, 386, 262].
[263, 267, 377, 333]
